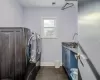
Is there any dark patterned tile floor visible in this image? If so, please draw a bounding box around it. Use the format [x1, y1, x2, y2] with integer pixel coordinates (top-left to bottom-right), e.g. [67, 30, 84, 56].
[36, 67, 68, 80]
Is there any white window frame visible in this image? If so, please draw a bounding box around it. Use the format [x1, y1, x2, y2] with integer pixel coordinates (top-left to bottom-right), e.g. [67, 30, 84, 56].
[41, 17, 57, 39]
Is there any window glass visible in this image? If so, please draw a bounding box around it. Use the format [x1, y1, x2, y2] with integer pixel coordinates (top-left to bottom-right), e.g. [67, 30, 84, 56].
[44, 28, 56, 38]
[42, 18, 57, 38]
[44, 20, 55, 27]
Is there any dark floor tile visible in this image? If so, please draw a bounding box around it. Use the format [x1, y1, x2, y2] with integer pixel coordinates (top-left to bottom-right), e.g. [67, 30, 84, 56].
[36, 74, 57, 80]
[57, 74, 68, 80]
[55, 67, 66, 74]
[38, 67, 57, 75]
[36, 74, 49, 80]
[36, 66, 68, 80]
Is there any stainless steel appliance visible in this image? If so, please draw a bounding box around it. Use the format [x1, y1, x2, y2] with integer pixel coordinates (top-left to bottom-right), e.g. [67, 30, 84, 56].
[0, 27, 41, 80]
[0, 27, 31, 80]
[25, 32, 41, 80]
[36, 34, 41, 73]
[78, 0, 100, 80]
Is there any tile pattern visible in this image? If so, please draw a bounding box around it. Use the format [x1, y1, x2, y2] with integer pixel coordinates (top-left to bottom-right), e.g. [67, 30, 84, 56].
[36, 66, 68, 80]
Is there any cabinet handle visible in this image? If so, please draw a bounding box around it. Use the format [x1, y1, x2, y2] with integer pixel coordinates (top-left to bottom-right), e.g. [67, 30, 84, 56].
[76, 54, 84, 67]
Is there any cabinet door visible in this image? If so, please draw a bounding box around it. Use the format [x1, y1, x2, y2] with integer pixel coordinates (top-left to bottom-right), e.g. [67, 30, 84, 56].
[0, 29, 26, 80]
[65, 49, 70, 69]
[0, 30, 15, 79]
[70, 51, 78, 68]
[14, 30, 26, 80]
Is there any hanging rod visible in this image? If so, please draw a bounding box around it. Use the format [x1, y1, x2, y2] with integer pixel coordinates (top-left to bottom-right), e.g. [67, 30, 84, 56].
[61, 2, 74, 10]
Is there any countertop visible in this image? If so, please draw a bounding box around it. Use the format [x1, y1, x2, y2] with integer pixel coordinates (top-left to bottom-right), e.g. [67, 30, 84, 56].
[62, 45, 78, 54]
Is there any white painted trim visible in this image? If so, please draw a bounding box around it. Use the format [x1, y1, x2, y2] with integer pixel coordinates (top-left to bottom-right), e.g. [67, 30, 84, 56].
[40, 62, 62, 66]
[41, 62, 54, 66]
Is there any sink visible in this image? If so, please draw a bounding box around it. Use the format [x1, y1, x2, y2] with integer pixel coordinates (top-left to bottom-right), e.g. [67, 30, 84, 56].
[62, 42, 78, 53]
[62, 42, 78, 48]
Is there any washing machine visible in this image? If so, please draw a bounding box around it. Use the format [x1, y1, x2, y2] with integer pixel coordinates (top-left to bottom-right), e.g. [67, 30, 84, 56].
[36, 34, 41, 73]
[25, 32, 41, 80]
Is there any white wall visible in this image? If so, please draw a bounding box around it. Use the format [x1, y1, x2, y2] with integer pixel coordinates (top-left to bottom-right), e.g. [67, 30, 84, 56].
[24, 2, 78, 66]
[0, 0, 24, 27]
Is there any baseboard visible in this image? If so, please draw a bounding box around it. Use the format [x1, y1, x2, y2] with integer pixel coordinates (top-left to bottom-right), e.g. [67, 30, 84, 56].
[41, 62, 62, 66]
[40, 62, 54, 66]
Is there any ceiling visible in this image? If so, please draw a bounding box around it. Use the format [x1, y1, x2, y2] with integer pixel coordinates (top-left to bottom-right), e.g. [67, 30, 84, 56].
[18, 0, 77, 7]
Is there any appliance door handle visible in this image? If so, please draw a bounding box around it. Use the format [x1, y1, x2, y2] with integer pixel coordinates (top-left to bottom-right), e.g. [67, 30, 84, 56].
[76, 54, 84, 67]
[79, 58, 84, 67]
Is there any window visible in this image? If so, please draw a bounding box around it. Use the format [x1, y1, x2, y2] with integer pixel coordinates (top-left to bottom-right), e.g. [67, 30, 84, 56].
[42, 18, 57, 38]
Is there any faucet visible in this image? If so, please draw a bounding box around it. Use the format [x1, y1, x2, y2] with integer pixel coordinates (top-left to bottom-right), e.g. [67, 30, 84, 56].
[72, 33, 78, 42]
